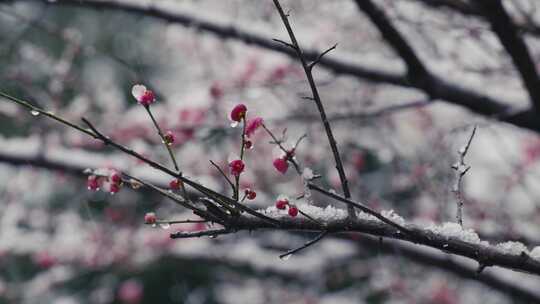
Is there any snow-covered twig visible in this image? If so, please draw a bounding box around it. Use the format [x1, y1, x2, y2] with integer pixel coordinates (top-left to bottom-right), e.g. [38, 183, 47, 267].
[451, 125, 477, 226]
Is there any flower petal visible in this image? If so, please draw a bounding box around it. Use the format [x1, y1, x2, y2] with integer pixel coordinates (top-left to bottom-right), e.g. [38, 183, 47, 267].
[131, 84, 147, 100]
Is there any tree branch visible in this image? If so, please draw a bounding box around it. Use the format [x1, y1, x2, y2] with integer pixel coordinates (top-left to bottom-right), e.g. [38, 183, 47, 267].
[188, 213, 540, 276]
[355, 0, 430, 83]
[413, 0, 540, 37]
[474, 0, 540, 111]
[272, 0, 355, 218]
[9, 0, 540, 133]
[279, 231, 328, 259]
[353, 236, 540, 303]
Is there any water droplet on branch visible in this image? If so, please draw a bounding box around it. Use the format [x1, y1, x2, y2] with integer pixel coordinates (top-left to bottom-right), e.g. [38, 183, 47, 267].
[280, 253, 292, 261]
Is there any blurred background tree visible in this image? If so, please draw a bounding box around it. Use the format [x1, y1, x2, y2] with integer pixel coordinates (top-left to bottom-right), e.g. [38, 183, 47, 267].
[1, 0, 540, 303]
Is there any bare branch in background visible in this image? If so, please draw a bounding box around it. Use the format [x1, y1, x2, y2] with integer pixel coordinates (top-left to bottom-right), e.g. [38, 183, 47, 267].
[279, 231, 328, 260]
[9, 0, 540, 133]
[412, 0, 540, 37]
[474, 0, 540, 111]
[355, 0, 431, 85]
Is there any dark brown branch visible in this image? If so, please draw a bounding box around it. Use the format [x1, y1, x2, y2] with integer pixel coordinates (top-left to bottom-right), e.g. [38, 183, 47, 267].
[353, 236, 540, 303]
[170, 228, 232, 239]
[272, 0, 355, 218]
[474, 0, 540, 111]
[209, 160, 235, 194]
[199, 214, 540, 276]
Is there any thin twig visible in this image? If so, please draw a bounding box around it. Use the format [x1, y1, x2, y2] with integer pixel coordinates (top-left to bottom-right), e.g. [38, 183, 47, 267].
[272, 0, 355, 218]
[308, 43, 337, 70]
[298, 209, 325, 227]
[150, 219, 208, 225]
[294, 134, 308, 149]
[279, 231, 328, 259]
[0, 92, 95, 137]
[209, 160, 236, 194]
[262, 123, 301, 174]
[170, 228, 232, 239]
[451, 125, 477, 227]
[234, 118, 247, 201]
[145, 106, 190, 200]
[145, 106, 180, 171]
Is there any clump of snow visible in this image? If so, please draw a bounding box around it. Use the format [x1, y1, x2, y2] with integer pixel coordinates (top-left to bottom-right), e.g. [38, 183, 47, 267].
[301, 205, 348, 221]
[260, 205, 347, 222]
[425, 222, 488, 245]
[530, 247, 540, 260]
[302, 168, 314, 180]
[495, 241, 529, 256]
[355, 211, 377, 221]
[380, 209, 406, 225]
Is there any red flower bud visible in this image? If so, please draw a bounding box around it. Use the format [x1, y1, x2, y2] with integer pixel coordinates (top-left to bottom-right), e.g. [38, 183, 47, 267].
[110, 183, 120, 194]
[245, 117, 263, 137]
[275, 198, 289, 210]
[210, 82, 224, 100]
[288, 205, 298, 217]
[229, 159, 245, 177]
[144, 212, 157, 224]
[132, 84, 156, 107]
[87, 175, 100, 191]
[164, 131, 175, 145]
[139, 90, 155, 106]
[273, 157, 289, 174]
[244, 188, 256, 200]
[230, 104, 247, 122]
[110, 171, 122, 184]
[169, 179, 182, 190]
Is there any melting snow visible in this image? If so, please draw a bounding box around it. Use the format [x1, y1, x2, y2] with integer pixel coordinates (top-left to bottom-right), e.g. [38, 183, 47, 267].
[302, 168, 314, 180]
[425, 222, 488, 246]
[380, 209, 406, 225]
[530, 247, 540, 260]
[495, 241, 529, 256]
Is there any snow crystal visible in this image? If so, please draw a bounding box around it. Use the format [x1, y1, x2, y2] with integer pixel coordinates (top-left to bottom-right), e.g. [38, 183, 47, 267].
[530, 247, 540, 260]
[380, 209, 405, 225]
[355, 211, 377, 221]
[302, 168, 314, 180]
[425, 222, 487, 245]
[300, 205, 348, 221]
[260, 205, 348, 222]
[495, 241, 529, 256]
